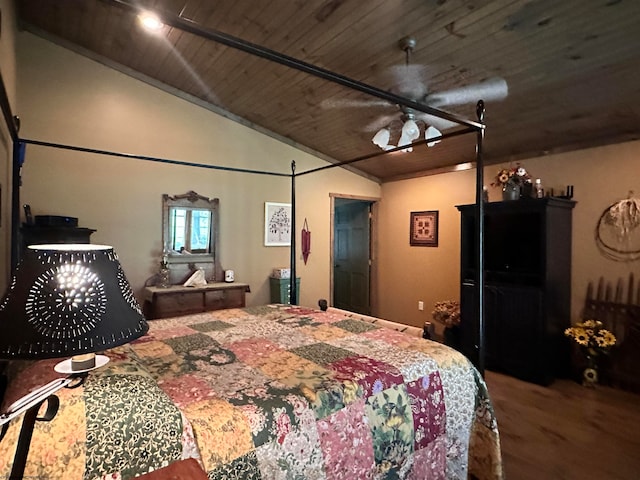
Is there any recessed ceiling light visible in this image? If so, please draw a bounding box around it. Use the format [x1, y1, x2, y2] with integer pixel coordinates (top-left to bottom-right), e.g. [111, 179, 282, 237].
[138, 12, 163, 32]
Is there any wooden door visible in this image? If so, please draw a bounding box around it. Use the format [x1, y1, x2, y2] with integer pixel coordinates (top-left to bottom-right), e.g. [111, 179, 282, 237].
[333, 199, 371, 315]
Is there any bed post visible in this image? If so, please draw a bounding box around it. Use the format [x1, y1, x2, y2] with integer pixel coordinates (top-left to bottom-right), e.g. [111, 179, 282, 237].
[290, 161, 298, 305]
[0, 71, 21, 275]
[475, 100, 486, 377]
[10, 142, 22, 274]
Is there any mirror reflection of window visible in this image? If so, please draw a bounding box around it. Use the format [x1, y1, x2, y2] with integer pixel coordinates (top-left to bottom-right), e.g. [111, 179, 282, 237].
[162, 191, 221, 282]
[171, 208, 187, 251]
[170, 208, 211, 253]
[191, 210, 211, 251]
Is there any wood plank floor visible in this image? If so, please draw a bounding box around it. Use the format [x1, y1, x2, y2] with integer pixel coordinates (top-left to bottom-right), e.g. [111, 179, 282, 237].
[484, 370, 640, 480]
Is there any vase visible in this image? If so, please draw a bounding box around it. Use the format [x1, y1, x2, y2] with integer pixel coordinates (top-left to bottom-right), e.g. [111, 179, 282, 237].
[582, 354, 599, 387]
[502, 182, 520, 201]
[423, 321, 434, 340]
[443, 325, 461, 351]
[159, 266, 171, 288]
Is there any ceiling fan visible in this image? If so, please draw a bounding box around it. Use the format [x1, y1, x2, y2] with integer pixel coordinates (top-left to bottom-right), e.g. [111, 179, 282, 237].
[325, 36, 509, 152]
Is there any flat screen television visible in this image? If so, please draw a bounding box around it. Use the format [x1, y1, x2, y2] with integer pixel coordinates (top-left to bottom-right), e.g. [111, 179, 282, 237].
[462, 211, 543, 285]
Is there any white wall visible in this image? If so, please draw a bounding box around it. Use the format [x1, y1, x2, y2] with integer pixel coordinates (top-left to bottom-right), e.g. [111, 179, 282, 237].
[15, 32, 381, 307]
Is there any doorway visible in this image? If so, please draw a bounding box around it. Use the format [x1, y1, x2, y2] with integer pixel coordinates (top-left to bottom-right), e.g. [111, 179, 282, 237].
[331, 196, 377, 315]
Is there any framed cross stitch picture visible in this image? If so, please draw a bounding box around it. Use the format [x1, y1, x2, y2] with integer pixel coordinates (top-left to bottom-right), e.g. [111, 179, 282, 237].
[410, 210, 439, 247]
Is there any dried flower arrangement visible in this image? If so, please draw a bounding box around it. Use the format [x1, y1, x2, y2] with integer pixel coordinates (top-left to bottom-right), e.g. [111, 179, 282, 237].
[596, 192, 640, 262]
[431, 300, 461, 328]
[604, 194, 640, 238]
[491, 164, 532, 188]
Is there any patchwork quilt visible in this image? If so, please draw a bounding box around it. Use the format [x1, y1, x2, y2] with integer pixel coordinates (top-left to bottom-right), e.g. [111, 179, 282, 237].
[0, 304, 502, 479]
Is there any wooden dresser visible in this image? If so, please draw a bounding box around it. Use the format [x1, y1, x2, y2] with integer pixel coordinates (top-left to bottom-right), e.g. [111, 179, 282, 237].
[142, 282, 250, 320]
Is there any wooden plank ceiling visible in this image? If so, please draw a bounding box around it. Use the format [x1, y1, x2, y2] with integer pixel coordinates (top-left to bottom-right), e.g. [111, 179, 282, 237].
[16, 0, 640, 182]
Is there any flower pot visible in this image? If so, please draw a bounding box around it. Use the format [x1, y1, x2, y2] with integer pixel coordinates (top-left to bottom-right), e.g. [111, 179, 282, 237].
[583, 366, 598, 387]
[502, 183, 520, 201]
[582, 353, 599, 387]
[159, 267, 170, 288]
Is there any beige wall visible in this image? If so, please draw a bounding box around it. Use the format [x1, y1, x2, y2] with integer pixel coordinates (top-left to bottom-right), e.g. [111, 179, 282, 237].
[377, 140, 640, 334]
[377, 168, 475, 331]
[8, 30, 639, 329]
[15, 32, 380, 307]
[517, 142, 639, 323]
[0, 0, 18, 294]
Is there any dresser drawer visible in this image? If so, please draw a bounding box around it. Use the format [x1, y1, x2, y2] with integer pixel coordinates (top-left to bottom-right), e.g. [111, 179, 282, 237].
[223, 288, 245, 308]
[155, 292, 203, 317]
[144, 283, 249, 320]
[204, 290, 225, 310]
[204, 288, 245, 310]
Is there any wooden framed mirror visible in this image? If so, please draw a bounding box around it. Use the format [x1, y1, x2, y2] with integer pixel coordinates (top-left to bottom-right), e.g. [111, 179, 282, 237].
[162, 191, 222, 283]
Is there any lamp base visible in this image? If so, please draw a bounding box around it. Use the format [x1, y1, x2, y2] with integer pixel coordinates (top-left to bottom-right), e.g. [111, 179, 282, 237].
[72, 353, 96, 370]
[54, 354, 109, 374]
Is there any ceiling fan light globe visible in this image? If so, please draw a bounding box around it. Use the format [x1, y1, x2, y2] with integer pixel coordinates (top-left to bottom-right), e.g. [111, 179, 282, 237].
[398, 132, 414, 149]
[372, 128, 391, 149]
[425, 126, 442, 147]
[401, 119, 420, 141]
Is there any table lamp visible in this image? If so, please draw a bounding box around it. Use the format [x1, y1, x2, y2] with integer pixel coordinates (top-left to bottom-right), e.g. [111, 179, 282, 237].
[0, 244, 149, 479]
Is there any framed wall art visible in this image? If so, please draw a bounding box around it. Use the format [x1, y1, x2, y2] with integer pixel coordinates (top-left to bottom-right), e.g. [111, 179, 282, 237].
[264, 202, 292, 246]
[410, 210, 439, 247]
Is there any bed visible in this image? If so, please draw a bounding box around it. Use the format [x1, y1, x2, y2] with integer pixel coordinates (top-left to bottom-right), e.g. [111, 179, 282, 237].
[0, 304, 502, 479]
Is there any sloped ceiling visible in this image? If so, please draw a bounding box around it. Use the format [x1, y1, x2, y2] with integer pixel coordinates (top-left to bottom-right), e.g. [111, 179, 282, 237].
[16, 0, 640, 182]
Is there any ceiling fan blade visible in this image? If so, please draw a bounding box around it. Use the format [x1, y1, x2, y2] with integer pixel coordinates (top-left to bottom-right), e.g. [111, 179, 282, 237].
[320, 98, 392, 109]
[414, 113, 459, 131]
[364, 114, 400, 132]
[388, 64, 429, 99]
[425, 77, 508, 108]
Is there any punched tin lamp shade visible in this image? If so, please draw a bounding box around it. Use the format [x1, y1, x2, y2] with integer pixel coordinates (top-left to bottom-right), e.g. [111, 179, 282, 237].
[0, 244, 149, 359]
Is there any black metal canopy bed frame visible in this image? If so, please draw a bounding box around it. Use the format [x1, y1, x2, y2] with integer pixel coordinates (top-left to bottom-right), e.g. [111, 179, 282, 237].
[0, 0, 489, 377]
[0, 4, 499, 478]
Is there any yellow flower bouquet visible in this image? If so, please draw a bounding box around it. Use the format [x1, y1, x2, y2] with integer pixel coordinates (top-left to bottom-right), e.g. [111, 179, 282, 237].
[564, 319, 617, 354]
[565, 319, 616, 386]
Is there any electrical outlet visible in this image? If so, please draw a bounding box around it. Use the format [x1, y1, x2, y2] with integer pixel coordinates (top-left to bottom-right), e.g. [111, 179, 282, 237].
[418, 301, 424, 311]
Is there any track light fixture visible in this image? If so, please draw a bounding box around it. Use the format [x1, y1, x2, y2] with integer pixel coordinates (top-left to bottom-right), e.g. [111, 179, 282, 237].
[138, 11, 164, 32]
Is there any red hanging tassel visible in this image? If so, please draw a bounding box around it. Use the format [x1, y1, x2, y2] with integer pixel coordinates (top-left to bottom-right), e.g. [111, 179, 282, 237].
[301, 218, 311, 264]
